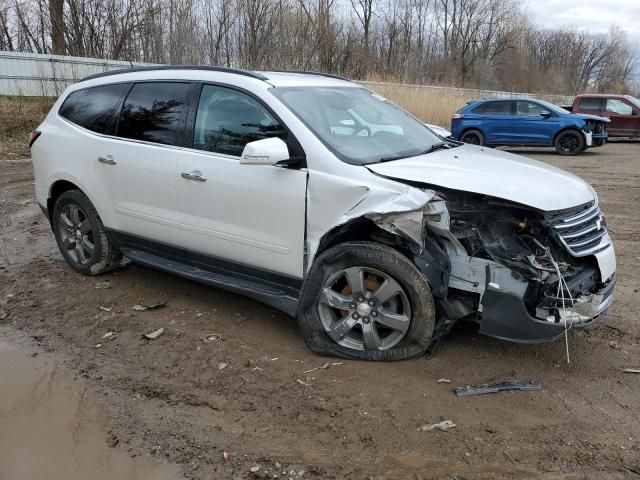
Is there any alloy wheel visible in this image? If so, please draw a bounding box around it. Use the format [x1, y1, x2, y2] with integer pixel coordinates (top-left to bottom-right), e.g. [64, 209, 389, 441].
[317, 266, 412, 351]
[58, 204, 95, 265]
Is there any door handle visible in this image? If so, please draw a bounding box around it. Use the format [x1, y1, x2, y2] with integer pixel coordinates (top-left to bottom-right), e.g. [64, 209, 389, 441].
[97, 155, 116, 165]
[181, 170, 207, 182]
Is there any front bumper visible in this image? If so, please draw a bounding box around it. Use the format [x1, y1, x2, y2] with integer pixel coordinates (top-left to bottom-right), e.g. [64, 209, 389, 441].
[478, 275, 615, 343]
[584, 130, 608, 148]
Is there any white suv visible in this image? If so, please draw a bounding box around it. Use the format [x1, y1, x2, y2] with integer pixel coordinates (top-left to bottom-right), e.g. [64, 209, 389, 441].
[31, 67, 616, 360]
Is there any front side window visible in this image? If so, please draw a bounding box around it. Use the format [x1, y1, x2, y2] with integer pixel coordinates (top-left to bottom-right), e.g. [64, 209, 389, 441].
[606, 99, 633, 115]
[193, 85, 287, 157]
[272, 87, 442, 165]
[117, 82, 190, 145]
[59, 83, 129, 134]
[516, 101, 547, 116]
[473, 101, 513, 115]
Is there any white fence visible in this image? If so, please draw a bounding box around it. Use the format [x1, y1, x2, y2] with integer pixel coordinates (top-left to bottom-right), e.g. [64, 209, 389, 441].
[0, 51, 154, 96]
[0, 50, 575, 105]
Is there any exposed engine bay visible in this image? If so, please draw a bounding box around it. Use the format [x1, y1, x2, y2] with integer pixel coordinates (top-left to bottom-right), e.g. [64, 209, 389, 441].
[421, 188, 610, 331]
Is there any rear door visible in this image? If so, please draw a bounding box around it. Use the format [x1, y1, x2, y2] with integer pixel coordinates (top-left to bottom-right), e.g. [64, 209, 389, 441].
[605, 98, 640, 136]
[98, 81, 192, 246]
[174, 84, 307, 278]
[472, 101, 515, 143]
[513, 101, 559, 145]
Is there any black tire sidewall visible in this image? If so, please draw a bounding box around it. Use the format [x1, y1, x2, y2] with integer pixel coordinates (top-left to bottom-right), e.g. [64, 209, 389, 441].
[52, 190, 111, 275]
[297, 242, 435, 361]
[555, 130, 585, 155]
[461, 129, 484, 146]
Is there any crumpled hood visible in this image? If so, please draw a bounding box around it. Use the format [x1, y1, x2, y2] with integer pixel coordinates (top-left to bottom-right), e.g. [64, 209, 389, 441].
[572, 113, 610, 123]
[367, 144, 596, 211]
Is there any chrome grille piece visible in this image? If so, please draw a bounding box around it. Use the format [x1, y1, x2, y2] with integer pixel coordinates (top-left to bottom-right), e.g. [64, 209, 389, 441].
[547, 201, 611, 256]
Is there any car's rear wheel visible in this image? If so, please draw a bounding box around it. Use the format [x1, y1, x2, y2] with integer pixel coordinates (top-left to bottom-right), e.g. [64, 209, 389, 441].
[52, 190, 122, 275]
[460, 129, 485, 146]
[297, 242, 435, 361]
[554, 130, 585, 155]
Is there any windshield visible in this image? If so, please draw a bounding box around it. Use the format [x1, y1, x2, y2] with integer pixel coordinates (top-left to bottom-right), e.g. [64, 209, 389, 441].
[272, 87, 443, 165]
[627, 96, 640, 108]
[536, 99, 570, 115]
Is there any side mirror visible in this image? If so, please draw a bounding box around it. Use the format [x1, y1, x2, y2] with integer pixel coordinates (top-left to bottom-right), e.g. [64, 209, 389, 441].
[540, 111, 552, 118]
[240, 137, 290, 166]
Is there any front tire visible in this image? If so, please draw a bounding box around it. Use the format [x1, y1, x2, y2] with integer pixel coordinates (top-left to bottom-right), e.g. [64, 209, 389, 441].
[554, 130, 585, 155]
[52, 190, 122, 275]
[297, 242, 435, 361]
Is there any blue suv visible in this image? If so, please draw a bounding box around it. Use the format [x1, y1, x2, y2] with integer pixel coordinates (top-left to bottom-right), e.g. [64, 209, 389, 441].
[451, 99, 608, 155]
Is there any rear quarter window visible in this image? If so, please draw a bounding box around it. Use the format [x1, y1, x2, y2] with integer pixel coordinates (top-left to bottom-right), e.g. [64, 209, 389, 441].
[578, 98, 603, 112]
[59, 83, 129, 134]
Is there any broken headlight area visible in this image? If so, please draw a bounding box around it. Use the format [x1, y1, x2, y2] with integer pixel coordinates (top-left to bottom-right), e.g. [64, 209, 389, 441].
[425, 189, 609, 330]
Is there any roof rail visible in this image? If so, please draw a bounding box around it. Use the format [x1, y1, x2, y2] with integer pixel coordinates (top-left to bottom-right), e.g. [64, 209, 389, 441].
[268, 70, 350, 82]
[81, 65, 268, 82]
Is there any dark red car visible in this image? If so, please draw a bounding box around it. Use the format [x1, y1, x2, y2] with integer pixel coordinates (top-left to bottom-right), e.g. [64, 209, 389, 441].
[571, 94, 640, 137]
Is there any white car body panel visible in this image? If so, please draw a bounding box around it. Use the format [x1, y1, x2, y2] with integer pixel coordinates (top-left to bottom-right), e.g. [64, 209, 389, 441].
[367, 143, 596, 211]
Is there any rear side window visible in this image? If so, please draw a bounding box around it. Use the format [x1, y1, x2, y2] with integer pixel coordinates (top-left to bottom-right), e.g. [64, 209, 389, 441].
[472, 101, 512, 115]
[193, 85, 287, 157]
[117, 82, 190, 146]
[59, 84, 129, 134]
[578, 98, 603, 112]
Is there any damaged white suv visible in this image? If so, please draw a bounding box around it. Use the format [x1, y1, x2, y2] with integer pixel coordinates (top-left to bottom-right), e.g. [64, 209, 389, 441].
[31, 68, 616, 360]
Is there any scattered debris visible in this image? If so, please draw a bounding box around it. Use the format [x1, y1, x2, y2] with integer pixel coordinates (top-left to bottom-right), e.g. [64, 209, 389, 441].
[218, 362, 229, 371]
[437, 378, 452, 383]
[94, 281, 111, 289]
[609, 340, 622, 349]
[203, 333, 223, 343]
[102, 331, 115, 339]
[623, 368, 640, 374]
[132, 302, 167, 312]
[296, 379, 311, 387]
[95, 305, 112, 312]
[95, 343, 102, 348]
[0, 310, 9, 321]
[418, 420, 456, 431]
[303, 362, 330, 374]
[454, 380, 542, 397]
[223, 451, 230, 461]
[143, 328, 165, 340]
[250, 466, 260, 473]
[607, 227, 618, 234]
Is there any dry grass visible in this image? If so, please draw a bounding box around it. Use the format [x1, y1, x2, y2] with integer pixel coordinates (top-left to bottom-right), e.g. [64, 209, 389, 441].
[0, 97, 53, 159]
[362, 81, 475, 127]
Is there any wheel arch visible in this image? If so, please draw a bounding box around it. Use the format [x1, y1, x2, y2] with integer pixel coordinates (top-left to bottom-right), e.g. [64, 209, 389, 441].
[552, 126, 584, 144]
[459, 126, 486, 143]
[46, 176, 106, 226]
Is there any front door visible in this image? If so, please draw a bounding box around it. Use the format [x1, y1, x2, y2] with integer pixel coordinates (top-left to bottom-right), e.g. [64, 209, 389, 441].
[605, 98, 640, 136]
[174, 84, 307, 278]
[514, 101, 558, 145]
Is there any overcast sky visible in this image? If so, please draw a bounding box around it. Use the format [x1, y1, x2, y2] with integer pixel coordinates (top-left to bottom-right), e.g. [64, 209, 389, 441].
[523, 0, 640, 46]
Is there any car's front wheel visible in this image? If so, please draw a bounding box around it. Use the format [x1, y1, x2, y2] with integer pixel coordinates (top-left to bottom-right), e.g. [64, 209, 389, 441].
[297, 242, 435, 361]
[52, 190, 122, 275]
[554, 130, 585, 155]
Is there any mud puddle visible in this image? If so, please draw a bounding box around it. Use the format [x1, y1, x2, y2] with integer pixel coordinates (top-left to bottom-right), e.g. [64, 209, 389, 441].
[0, 341, 183, 480]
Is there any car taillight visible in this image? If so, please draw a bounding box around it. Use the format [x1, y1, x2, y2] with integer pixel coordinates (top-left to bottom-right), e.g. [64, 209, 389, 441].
[452, 113, 464, 120]
[29, 130, 41, 147]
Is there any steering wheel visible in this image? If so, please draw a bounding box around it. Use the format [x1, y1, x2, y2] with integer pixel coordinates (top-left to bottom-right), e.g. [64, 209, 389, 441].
[351, 125, 372, 137]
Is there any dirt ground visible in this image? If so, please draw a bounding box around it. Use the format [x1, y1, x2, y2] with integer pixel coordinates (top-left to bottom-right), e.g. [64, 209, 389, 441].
[1, 142, 639, 480]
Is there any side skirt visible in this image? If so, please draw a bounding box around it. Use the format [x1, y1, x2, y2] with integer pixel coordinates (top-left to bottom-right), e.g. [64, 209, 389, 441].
[107, 230, 301, 317]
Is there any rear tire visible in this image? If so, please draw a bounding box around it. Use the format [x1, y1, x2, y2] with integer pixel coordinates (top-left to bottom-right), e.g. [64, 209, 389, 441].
[297, 242, 435, 361]
[554, 130, 585, 155]
[52, 190, 122, 275]
[460, 129, 485, 146]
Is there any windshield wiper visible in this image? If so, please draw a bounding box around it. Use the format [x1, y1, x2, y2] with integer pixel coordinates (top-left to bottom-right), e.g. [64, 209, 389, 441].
[375, 142, 458, 163]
